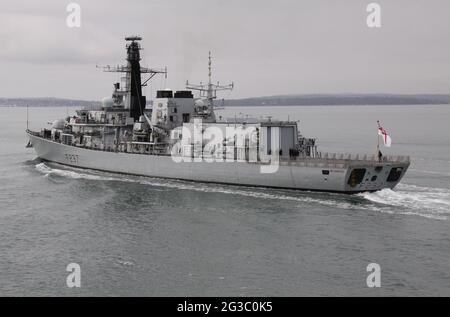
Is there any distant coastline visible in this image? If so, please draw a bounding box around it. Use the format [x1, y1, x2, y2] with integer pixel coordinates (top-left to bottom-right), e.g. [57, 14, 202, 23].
[1, 94, 450, 108]
[0, 97, 100, 108]
[223, 94, 450, 107]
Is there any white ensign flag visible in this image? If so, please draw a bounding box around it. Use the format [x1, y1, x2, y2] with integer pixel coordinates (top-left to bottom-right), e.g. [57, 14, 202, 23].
[377, 121, 392, 147]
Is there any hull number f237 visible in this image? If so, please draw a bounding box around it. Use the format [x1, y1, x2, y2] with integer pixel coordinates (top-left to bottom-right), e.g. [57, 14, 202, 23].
[64, 154, 79, 165]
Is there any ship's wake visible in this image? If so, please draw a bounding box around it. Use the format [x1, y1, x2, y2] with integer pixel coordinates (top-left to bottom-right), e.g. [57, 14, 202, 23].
[34, 162, 449, 221]
[358, 184, 450, 220]
[35, 162, 132, 182]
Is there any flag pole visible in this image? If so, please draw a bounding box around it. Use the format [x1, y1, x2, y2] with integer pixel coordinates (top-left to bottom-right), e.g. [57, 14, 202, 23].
[376, 120, 380, 158]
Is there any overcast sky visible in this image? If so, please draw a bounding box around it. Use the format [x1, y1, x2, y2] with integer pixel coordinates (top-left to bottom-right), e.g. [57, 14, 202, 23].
[1, 0, 449, 100]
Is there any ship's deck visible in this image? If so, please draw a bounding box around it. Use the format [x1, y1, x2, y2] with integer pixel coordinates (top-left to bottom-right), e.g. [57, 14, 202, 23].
[27, 130, 410, 169]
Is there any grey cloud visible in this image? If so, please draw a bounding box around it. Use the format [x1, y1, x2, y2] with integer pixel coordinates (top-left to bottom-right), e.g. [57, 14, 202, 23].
[0, 0, 449, 100]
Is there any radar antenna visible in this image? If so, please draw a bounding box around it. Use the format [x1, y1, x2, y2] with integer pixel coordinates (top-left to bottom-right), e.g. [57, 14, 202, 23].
[96, 36, 167, 121]
[186, 51, 233, 106]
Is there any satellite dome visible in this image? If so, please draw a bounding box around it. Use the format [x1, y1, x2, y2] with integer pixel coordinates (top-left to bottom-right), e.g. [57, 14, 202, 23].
[51, 119, 65, 130]
[102, 97, 114, 108]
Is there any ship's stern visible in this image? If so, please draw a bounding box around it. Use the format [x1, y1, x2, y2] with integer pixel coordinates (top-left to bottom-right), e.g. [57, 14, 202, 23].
[343, 160, 410, 193]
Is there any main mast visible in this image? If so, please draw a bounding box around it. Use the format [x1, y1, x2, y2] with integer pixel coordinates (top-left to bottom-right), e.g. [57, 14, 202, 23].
[125, 36, 145, 121]
[101, 36, 167, 121]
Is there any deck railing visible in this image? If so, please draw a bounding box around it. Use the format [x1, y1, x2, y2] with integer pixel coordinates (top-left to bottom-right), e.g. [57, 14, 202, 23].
[275, 152, 410, 169]
[28, 130, 410, 167]
[315, 152, 410, 163]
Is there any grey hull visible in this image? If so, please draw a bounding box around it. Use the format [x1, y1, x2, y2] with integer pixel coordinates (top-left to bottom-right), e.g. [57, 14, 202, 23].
[27, 133, 409, 193]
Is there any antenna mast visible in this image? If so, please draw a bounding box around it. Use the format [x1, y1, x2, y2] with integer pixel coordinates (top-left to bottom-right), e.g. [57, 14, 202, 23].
[186, 51, 233, 107]
[97, 36, 167, 120]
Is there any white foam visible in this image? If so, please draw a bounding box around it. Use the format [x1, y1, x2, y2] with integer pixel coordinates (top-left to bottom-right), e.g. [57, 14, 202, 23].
[35, 162, 133, 182]
[35, 162, 52, 174]
[359, 184, 450, 220]
[35, 163, 449, 220]
[34, 163, 364, 211]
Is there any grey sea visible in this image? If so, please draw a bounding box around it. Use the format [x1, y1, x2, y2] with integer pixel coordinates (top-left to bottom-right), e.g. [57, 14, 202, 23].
[1, 105, 449, 296]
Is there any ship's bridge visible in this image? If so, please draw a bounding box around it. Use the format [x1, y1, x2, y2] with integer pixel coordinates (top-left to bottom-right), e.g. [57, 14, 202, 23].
[151, 90, 197, 129]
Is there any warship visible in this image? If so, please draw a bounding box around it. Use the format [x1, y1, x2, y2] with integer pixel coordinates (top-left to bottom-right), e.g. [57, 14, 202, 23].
[26, 37, 410, 193]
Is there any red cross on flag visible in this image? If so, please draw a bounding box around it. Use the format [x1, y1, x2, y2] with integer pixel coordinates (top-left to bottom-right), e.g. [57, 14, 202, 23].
[377, 121, 392, 147]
